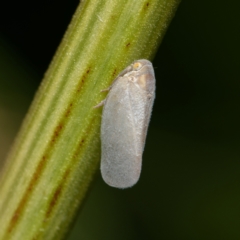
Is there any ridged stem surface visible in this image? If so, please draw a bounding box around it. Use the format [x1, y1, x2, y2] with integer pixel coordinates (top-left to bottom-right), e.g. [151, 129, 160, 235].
[0, 0, 180, 239]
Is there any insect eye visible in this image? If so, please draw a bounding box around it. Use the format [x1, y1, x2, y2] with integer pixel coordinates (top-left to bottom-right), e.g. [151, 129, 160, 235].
[133, 62, 142, 70]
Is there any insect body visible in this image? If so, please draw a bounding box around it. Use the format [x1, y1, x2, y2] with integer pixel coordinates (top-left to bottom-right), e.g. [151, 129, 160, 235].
[99, 59, 155, 189]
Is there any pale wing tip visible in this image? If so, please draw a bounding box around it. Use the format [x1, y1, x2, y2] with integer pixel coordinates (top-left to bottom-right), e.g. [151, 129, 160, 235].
[101, 168, 140, 189]
[102, 177, 139, 189]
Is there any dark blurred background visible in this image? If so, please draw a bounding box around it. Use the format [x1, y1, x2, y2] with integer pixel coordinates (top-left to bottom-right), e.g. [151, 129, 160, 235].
[1, 1, 240, 240]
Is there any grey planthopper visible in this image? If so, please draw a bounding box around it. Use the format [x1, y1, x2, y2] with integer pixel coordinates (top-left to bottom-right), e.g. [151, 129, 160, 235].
[95, 59, 156, 189]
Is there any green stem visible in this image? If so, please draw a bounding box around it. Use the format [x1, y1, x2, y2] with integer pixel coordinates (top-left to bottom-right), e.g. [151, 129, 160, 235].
[0, 0, 180, 239]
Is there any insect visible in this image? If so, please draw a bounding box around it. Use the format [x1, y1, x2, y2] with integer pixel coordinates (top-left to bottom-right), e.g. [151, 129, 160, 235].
[96, 59, 156, 189]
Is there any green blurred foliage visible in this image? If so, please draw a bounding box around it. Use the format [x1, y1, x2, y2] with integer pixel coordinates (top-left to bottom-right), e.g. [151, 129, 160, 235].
[0, 38, 39, 168]
[1, 0, 240, 240]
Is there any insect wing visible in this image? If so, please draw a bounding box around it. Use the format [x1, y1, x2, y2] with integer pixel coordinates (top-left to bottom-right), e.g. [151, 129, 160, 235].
[100, 60, 155, 188]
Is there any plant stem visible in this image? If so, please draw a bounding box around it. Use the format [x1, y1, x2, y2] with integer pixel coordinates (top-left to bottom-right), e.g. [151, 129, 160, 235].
[0, 0, 181, 239]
